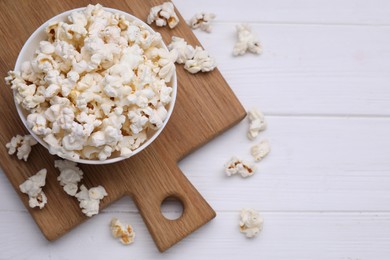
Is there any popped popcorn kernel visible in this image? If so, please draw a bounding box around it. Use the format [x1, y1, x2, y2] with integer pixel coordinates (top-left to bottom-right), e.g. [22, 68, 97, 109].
[233, 24, 262, 56]
[251, 139, 270, 162]
[167, 36, 195, 64]
[110, 217, 135, 245]
[247, 108, 266, 140]
[188, 12, 216, 33]
[224, 156, 256, 178]
[19, 169, 48, 209]
[54, 159, 84, 196]
[75, 184, 107, 217]
[239, 208, 263, 238]
[147, 2, 179, 29]
[184, 46, 216, 74]
[5, 134, 37, 161]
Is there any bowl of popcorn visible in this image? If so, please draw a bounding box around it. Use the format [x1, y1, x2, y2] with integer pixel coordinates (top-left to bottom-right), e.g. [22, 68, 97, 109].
[6, 4, 177, 164]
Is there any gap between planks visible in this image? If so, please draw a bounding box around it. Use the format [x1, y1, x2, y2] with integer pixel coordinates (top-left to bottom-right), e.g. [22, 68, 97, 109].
[3, 209, 390, 214]
[210, 21, 390, 27]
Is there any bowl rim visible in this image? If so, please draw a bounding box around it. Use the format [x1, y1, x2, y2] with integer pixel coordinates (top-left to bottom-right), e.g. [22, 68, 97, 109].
[14, 6, 177, 165]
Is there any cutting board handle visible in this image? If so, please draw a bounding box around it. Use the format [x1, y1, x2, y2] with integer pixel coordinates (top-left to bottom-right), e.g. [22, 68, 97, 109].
[131, 160, 216, 252]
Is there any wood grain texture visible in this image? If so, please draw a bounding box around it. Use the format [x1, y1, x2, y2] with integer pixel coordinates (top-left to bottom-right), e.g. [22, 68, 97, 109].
[0, 0, 245, 252]
[1, 209, 390, 260]
[194, 23, 390, 116]
[1, 0, 390, 259]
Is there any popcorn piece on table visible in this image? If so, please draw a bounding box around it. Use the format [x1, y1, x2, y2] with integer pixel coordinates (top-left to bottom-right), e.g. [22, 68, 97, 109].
[5, 4, 175, 161]
[145, 47, 177, 83]
[188, 12, 216, 33]
[224, 156, 256, 178]
[167, 36, 195, 64]
[110, 217, 136, 245]
[75, 184, 107, 217]
[247, 108, 266, 140]
[54, 160, 84, 196]
[251, 140, 270, 162]
[239, 208, 263, 238]
[147, 2, 179, 29]
[233, 24, 262, 56]
[19, 169, 48, 209]
[5, 134, 37, 161]
[184, 46, 217, 74]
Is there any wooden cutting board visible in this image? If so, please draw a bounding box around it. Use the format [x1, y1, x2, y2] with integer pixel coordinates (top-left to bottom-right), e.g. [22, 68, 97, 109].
[0, 0, 246, 252]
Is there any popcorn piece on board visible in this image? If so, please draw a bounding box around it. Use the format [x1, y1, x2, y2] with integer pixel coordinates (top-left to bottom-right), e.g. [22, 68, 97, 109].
[188, 12, 216, 33]
[147, 2, 179, 29]
[224, 156, 256, 178]
[75, 184, 107, 217]
[247, 108, 266, 140]
[5, 4, 175, 161]
[233, 24, 262, 56]
[239, 208, 263, 238]
[5, 134, 38, 161]
[251, 139, 270, 162]
[19, 169, 48, 209]
[54, 160, 84, 196]
[167, 36, 195, 64]
[184, 46, 216, 74]
[110, 217, 136, 245]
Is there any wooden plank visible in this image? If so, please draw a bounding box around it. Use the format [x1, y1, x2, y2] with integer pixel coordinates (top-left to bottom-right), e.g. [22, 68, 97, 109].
[0, 0, 246, 252]
[193, 23, 390, 116]
[2, 116, 390, 212]
[1, 210, 389, 259]
[174, 0, 390, 25]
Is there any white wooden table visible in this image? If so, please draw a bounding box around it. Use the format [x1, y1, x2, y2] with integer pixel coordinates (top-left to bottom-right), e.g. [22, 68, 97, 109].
[1, 0, 390, 259]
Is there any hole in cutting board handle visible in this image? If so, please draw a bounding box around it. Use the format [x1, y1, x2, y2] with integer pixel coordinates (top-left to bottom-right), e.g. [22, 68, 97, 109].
[160, 196, 184, 220]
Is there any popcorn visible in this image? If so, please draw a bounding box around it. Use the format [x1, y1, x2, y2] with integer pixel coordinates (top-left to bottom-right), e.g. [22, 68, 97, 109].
[54, 160, 84, 196]
[110, 217, 136, 245]
[224, 156, 256, 178]
[167, 36, 195, 64]
[184, 46, 216, 74]
[188, 13, 216, 33]
[27, 113, 52, 136]
[233, 24, 262, 56]
[5, 135, 23, 155]
[239, 208, 263, 238]
[6, 4, 174, 161]
[75, 184, 107, 217]
[166, 36, 216, 74]
[251, 140, 270, 162]
[247, 108, 267, 140]
[146, 47, 177, 82]
[117, 131, 147, 157]
[19, 169, 48, 209]
[6, 134, 38, 161]
[147, 2, 179, 29]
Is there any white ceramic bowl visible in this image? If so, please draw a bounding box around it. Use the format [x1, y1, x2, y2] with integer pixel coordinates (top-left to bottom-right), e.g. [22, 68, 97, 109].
[14, 7, 177, 164]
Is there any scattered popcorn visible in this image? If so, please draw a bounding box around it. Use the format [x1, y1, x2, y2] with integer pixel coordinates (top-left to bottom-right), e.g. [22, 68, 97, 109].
[233, 24, 262, 56]
[147, 2, 179, 29]
[247, 108, 266, 140]
[6, 4, 175, 161]
[167, 36, 195, 64]
[54, 160, 84, 196]
[5, 134, 37, 161]
[251, 140, 270, 162]
[75, 184, 107, 217]
[224, 156, 256, 178]
[184, 46, 216, 74]
[188, 12, 216, 33]
[19, 169, 48, 209]
[239, 208, 263, 238]
[110, 217, 136, 245]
